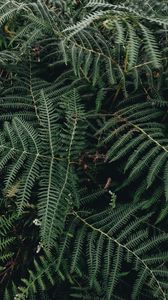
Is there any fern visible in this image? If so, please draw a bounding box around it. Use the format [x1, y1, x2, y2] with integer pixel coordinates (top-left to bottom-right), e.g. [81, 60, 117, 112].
[0, 88, 87, 250]
[14, 255, 55, 300]
[0, 214, 16, 266]
[0, 0, 165, 93]
[140, 24, 161, 69]
[0, 1, 167, 299]
[57, 204, 168, 300]
[86, 0, 168, 26]
[97, 102, 168, 214]
[60, 1, 164, 91]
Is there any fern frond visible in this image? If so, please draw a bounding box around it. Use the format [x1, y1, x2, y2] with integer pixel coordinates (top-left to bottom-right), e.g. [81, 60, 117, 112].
[39, 89, 86, 249]
[126, 22, 140, 70]
[15, 255, 55, 300]
[86, 1, 168, 26]
[57, 204, 168, 300]
[98, 102, 168, 210]
[63, 11, 106, 39]
[140, 24, 162, 69]
[0, 214, 16, 266]
[0, 87, 87, 250]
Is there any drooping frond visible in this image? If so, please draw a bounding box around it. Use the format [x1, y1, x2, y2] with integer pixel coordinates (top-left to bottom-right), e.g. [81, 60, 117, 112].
[57, 204, 168, 300]
[60, 0, 165, 91]
[97, 102, 168, 214]
[85, 0, 168, 26]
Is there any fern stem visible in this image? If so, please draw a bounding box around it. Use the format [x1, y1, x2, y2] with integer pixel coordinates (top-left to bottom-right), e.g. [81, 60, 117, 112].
[29, 55, 41, 125]
[130, 56, 168, 71]
[66, 39, 118, 66]
[131, 124, 168, 153]
[88, 112, 168, 154]
[0, 144, 62, 162]
[45, 104, 78, 248]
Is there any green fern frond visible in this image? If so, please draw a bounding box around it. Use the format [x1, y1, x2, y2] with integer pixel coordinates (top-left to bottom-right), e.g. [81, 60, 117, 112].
[0, 214, 16, 266]
[0, 87, 87, 250]
[15, 255, 55, 300]
[86, 1, 168, 26]
[98, 102, 168, 210]
[63, 11, 106, 39]
[57, 204, 168, 300]
[140, 24, 162, 69]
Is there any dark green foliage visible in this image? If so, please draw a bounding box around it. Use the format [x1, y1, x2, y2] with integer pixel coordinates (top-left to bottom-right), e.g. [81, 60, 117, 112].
[58, 205, 168, 300]
[98, 102, 168, 213]
[0, 214, 16, 264]
[0, 0, 167, 299]
[0, 88, 86, 249]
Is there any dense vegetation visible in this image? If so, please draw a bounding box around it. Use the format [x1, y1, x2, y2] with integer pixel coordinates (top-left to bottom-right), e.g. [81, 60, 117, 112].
[0, 0, 168, 299]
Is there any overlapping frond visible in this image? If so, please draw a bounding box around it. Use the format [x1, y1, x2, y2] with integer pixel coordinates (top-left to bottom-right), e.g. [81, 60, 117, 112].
[60, 0, 165, 93]
[0, 0, 167, 299]
[57, 204, 168, 300]
[0, 87, 87, 250]
[98, 102, 168, 214]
